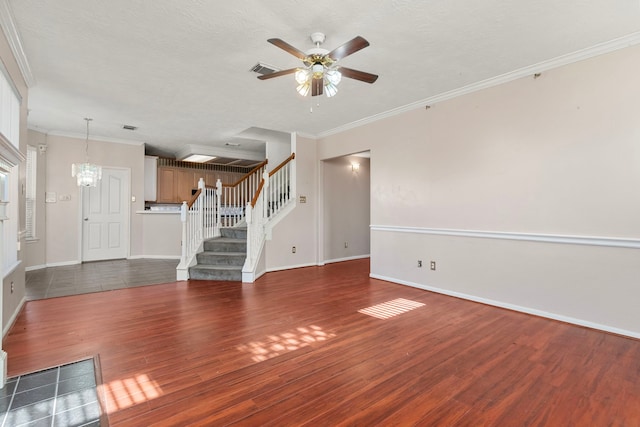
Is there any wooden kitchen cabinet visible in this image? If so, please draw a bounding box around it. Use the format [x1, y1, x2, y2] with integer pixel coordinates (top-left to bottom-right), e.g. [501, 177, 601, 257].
[155, 164, 247, 204]
[176, 169, 197, 203]
[157, 167, 177, 203]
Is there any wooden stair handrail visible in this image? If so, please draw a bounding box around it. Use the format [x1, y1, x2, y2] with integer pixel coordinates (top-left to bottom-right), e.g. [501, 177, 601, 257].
[268, 153, 295, 177]
[250, 179, 265, 208]
[222, 159, 269, 188]
[186, 188, 202, 209]
[250, 153, 296, 208]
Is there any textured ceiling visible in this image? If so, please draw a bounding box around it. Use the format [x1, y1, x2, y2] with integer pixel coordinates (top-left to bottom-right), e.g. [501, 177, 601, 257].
[7, 0, 640, 158]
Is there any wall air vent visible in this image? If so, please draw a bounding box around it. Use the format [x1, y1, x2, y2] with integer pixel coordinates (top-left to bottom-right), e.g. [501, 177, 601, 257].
[123, 125, 138, 131]
[250, 62, 279, 76]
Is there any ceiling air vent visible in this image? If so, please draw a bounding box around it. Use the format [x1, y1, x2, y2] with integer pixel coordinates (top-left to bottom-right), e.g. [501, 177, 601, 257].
[122, 124, 137, 131]
[250, 62, 279, 76]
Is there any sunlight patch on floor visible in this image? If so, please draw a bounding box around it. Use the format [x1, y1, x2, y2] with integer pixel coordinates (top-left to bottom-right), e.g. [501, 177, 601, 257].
[358, 298, 425, 319]
[236, 325, 336, 362]
[99, 373, 164, 414]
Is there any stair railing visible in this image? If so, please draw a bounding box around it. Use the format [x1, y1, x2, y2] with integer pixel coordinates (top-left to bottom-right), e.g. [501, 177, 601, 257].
[243, 153, 296, 282]
[176, 178, 217, 280]
[220, 160, 268, 227]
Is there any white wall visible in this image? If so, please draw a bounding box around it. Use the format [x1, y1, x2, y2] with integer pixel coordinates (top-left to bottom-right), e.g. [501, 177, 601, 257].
[318, 45, 640, 337]
[266, 135, 291, 172]
[43, 132, 145, 265]
[322, 155, 370, 262]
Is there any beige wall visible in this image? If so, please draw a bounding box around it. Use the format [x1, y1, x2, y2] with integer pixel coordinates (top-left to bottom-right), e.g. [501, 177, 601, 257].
[318, 45, 640, 336]
[43, 132, 145, 265]
[322, 155, 370, 262]
[138, 212, 181, 258]
[265, 135, 318, 270]
[0, 26, 28, 331]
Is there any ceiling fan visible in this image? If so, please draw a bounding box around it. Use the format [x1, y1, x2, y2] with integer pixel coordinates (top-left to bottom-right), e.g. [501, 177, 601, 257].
[258, 32, 378, 97]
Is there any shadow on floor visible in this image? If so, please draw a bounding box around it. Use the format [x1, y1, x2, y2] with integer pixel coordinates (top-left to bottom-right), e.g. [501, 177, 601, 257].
[26, 258, 180, 301]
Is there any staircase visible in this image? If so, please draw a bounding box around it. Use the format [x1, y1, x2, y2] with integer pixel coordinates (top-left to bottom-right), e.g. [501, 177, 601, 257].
[177, 152, 296, 282]
[188, 227, 246, 281]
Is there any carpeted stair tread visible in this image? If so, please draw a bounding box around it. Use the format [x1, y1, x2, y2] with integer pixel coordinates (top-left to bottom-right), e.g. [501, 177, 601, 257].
[191, 265, 242, 271]
[191, 227, 247, 281]
[200, 251, 245, 256]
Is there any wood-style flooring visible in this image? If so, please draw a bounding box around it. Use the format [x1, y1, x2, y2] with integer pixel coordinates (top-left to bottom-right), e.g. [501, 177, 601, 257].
[5, 259, 640, 426]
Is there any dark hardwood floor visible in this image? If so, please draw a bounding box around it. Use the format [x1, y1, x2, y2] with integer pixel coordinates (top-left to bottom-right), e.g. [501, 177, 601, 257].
[4, 259, 640, 426]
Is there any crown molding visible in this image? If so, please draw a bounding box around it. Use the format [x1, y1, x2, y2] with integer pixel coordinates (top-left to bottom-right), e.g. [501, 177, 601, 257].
[0, 0, 35, 88]
[317, 31, 640, 139]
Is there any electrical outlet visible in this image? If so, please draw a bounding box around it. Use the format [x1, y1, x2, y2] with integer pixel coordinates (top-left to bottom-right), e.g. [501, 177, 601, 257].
[292, 246, 296, 253]
[430, 261, 436, 271]
[344, 242, 348, 248]
[417, 260, 422, 268]
[10, 282, 14, 293]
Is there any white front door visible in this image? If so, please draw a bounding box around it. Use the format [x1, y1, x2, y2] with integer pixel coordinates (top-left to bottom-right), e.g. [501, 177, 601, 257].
[81, 167, 130, 261]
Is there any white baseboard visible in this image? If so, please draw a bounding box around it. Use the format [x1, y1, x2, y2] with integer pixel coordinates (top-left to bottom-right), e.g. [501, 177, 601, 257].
[266, 262, 317, 273]
[370, 273, 640, 340]
[3, 296, 26, 338]
[46, 260, 81, 268]
[128, 255, 181, 260]
[323, 254, 370, 264]
[25, 264, 46, 272]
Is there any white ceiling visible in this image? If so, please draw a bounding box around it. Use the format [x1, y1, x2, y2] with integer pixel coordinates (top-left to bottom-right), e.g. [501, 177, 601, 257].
[6, 0, 640, 158]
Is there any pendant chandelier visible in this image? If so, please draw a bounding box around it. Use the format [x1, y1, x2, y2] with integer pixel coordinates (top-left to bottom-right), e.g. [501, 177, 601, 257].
[71, 118, 102, 187]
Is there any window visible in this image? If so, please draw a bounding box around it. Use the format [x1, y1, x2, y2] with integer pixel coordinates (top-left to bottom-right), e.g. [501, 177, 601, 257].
[0, 56, 23, 276]
[25, 145, 37, 239]
[0, 162, 18, 273]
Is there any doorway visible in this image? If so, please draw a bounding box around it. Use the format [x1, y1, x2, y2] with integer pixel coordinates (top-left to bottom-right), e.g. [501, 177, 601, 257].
[320, 152, 371, 264]
[81, 167, 130, 261]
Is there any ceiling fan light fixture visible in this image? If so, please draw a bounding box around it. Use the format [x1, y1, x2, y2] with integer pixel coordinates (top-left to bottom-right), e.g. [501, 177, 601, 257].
[324, 81, 338, 97]
[260, 33, 377, 98]
[295, 68, 310, 84]
[325, 69, 342, 86]
[311, 63, 324, 80]
[296, 82, 311, 96]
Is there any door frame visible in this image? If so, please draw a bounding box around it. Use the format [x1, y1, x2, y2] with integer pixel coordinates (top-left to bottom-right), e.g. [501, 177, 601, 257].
[77, 166, 131, 262]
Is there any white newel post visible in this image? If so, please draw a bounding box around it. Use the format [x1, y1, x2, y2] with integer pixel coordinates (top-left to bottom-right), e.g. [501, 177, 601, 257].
[215, 179, 222, 235]
[262, 171, 269, 220]
[180, 201, 188, 264]
[0, 201, 8, 388]
[245, 201, 253, 265]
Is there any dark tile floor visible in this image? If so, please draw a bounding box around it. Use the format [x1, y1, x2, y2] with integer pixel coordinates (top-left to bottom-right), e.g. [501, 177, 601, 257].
[1, 359, 102, 426]
[25, 259, 179, 301]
